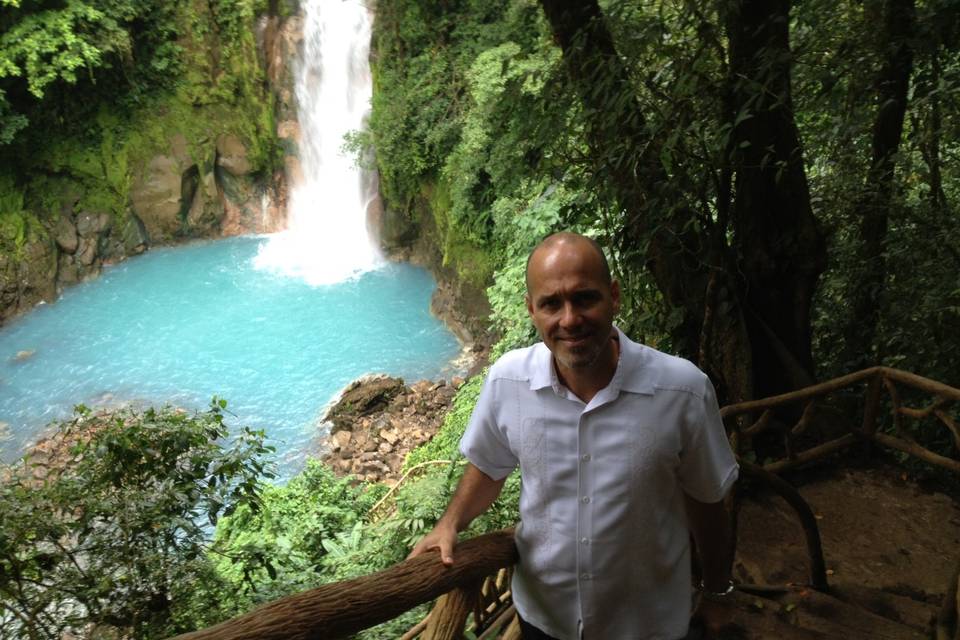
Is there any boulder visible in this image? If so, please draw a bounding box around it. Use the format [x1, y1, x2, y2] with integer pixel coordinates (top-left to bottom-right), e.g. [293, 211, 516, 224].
[130, 154, 185, 242]
[57, 255, 80, 286]
[0, 228, 56, 324]
[186, 171, 222, 232]
[18, 235, 57, 305]
[216, 134, 253, 176]
[75, 212, 111, 238]
[76, 237, 98, 267]
[54, 216, 78, 254]
[332, 429, 352, 450]
[319, 376, 461, 485]
[324, 375, 406, 431]
[120, 213, 148, 255]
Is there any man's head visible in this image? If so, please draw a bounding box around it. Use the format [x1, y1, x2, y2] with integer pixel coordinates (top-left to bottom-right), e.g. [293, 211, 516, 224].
[525, 232, 620, 374]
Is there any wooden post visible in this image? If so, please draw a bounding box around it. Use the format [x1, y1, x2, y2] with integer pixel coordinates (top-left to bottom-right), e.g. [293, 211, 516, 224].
[423, 580, 481, 640]
[500, 614, 522, 640]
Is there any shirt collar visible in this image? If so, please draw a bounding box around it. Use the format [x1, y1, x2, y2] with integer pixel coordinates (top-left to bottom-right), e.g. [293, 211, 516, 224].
[527, 326, 656, 395]
[528, 342, 555, 391]
[614, 327, 656, 395]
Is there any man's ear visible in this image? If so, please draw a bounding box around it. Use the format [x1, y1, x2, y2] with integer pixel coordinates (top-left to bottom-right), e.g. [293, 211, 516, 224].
[525, 294, 534, 317]
[611, 280, 621, 315]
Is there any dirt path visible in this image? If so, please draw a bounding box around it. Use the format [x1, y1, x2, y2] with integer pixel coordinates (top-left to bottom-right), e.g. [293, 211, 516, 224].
[728, 464, 960, 638]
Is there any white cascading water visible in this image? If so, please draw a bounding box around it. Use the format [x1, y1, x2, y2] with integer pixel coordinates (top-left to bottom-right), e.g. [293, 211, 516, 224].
[254, 0, 381, 285]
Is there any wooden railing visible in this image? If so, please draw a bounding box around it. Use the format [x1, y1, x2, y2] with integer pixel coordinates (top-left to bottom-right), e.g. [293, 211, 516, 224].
[172, 366, 960, 640]
[721, 366, 960, 474]
[170, 530, 517, 640]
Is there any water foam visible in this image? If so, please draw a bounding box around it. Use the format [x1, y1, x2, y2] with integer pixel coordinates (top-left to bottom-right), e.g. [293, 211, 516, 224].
[254, 0, 381, 285]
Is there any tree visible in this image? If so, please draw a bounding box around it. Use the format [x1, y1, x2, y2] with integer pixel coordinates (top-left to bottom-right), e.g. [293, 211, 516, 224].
[721, 0, 827, 395]
[0, 401, 274, 639]
[537, 0, 825, 402]
[841, 0, 916, 371]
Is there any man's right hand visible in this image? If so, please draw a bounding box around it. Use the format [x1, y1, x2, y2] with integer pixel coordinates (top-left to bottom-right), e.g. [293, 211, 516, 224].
[405, 463, 507, 568]
[407, 521, 458, 566]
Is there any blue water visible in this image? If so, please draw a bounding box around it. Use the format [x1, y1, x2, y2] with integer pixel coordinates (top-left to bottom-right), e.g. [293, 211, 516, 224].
[0, 236, 462, 477]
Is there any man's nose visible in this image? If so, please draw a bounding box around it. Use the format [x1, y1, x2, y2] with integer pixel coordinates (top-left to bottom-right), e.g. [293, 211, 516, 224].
[559, 302, 581, 328]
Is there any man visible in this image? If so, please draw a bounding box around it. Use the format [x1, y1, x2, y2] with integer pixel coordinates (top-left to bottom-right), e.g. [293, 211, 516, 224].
[409, 232, 739, 639]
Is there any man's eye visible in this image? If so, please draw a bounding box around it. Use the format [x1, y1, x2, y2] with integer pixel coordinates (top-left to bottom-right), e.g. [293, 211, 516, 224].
[573, 293, 600, 306]
[540, 299, 560, 310]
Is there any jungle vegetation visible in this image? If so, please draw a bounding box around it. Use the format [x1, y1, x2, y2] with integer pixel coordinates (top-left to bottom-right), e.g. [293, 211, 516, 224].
[1, 0, 959, 638]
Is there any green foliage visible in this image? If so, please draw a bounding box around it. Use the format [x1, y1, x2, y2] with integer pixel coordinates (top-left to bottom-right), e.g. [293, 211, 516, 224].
[485, 183, 571, 356]
[0, 92, 26, 143]
[0, 400, 276, 639]
[0, 1, 127, 99]
[0, 176, 45, 257]
[202, 370, 522, 639]
[212, 459, 380, 600]
[0, 1, 183, 144]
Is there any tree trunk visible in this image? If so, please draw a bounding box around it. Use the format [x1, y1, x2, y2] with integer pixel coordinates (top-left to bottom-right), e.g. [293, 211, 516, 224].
[723, 0, 826, 397]
[841, 0, 915, 371]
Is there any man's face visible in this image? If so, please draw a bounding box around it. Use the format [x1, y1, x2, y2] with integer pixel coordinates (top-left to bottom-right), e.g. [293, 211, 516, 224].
[525, 240, 620, 374]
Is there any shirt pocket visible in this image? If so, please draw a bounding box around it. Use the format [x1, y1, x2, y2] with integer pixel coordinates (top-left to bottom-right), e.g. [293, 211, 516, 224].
[516, 417, 577, 577]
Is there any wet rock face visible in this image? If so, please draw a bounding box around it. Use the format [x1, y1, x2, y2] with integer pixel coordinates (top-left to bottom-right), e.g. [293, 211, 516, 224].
[54, 216, 78, 254]
[320, 375, 462, 485]
[129, 133, 227, 243]
[0, 224, 57, 325]
[1, 10, 298, 327]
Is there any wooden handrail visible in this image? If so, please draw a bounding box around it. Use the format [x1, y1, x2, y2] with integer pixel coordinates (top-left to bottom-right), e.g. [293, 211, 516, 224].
[170, 530, 517, 640]
[722, 366, 960, 474]
[720, 367, 881, 417]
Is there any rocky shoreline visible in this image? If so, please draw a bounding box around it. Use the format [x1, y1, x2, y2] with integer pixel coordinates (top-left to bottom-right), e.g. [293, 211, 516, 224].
[318, 374, 465, 485]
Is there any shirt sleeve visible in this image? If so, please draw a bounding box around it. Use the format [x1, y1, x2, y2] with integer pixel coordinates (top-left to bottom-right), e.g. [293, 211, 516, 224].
[677, 373, 739, 503]
[459, 375, 519, 481]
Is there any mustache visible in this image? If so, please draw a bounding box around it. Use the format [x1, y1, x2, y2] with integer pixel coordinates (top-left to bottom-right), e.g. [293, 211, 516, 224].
[557, 332, 593, 340]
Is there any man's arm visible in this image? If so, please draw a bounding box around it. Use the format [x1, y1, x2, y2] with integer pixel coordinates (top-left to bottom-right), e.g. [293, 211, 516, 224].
[407, 463, 506, 566]
[684, 493, 732, 591]
[685, 493, 735, 637]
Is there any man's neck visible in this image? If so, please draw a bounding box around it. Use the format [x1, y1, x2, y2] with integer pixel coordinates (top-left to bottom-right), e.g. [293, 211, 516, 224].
[555, 334, 620, 403]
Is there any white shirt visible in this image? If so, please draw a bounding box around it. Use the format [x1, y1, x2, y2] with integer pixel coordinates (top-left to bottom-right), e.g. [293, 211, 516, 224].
[460, 328, 739, 640]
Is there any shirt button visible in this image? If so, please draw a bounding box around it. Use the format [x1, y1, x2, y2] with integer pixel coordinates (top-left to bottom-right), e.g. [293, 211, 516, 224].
[581, 453, 591, 462]
[580, 537, 589, 544]
[581, 496, 590, 504]
[581, 572, 590, 580]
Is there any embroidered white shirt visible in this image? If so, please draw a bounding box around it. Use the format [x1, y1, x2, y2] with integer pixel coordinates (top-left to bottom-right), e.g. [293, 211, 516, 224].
[460, 328, 739, 640]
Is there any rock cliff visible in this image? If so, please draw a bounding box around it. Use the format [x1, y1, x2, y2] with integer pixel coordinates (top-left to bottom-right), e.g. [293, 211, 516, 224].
[0, 6, 303, 326]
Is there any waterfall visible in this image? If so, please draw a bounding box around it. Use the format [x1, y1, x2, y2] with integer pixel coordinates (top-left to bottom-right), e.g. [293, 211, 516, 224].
[254, 0, 381, 285]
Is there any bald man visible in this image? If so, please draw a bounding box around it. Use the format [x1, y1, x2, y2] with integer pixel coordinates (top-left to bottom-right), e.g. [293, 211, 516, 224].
[409, 233, 738, 639]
